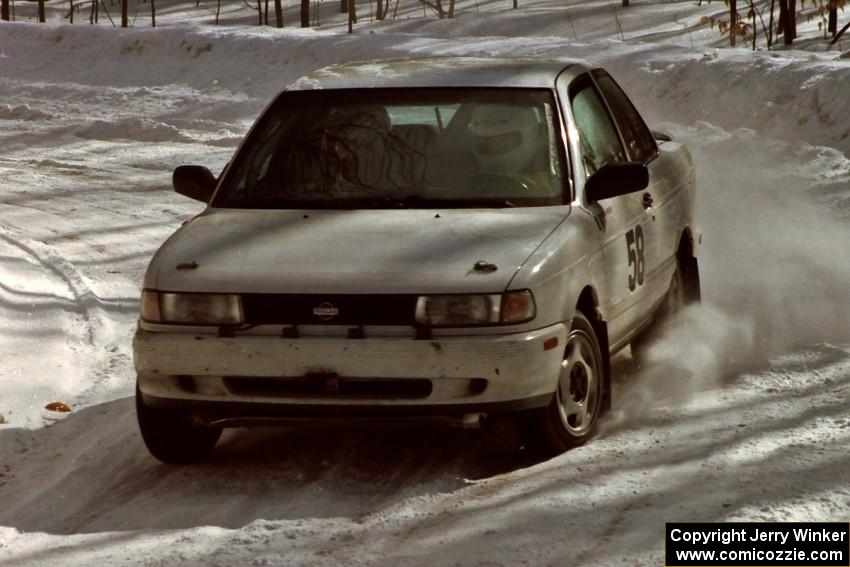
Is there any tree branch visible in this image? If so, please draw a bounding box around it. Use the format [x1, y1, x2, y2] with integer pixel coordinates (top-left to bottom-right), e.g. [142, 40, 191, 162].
[830, 19, 850, 45]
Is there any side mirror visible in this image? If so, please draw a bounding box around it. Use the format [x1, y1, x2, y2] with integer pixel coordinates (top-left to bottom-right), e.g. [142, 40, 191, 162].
[173, 165, 216, 203]
[585, 162, 649, 203]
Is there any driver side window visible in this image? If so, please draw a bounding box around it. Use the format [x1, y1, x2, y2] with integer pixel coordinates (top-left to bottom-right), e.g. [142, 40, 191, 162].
[569, 77, 626, 177]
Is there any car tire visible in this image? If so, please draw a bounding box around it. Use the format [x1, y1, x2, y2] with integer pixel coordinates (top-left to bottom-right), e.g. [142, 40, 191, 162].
[136, 385, 222, 464]
[631, 254, 700, 366]
[521, 312, 604, 456]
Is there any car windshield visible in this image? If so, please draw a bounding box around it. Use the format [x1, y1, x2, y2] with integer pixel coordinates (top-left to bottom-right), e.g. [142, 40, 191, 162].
[214, 88, 568, 209]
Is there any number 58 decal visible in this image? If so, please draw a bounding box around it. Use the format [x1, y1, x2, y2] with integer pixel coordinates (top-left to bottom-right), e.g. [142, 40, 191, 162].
[626, 224, 645, 292]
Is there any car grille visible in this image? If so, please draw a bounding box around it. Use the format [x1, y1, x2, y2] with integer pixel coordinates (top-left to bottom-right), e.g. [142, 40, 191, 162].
[240, 294, 418, 326]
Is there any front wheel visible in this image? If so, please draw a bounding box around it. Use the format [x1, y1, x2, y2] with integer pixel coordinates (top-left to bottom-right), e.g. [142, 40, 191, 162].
[521, 313, 605, 456]
[136, 385, 222, 464]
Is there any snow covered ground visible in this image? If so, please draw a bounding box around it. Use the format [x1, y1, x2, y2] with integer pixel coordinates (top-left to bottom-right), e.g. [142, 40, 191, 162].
[0, 1, 849, 564]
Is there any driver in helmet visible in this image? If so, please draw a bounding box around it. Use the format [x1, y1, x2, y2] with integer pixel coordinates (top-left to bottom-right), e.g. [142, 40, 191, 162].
[467, 104, 543, 176]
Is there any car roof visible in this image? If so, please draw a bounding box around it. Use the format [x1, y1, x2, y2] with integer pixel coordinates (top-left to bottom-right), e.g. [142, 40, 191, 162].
[286, 57, 591, 91]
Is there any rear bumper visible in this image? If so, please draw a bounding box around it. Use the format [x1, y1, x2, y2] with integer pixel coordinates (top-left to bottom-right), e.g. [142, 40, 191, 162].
[134, 323, 567, 417]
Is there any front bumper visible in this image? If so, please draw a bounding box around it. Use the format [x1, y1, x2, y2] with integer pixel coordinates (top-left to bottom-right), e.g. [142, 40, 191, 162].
[134, 323, 567, 420]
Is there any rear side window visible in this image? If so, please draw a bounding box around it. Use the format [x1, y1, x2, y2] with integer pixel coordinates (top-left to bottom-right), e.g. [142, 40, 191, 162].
[569, 77, 627, 177]
[592, 69, 657, 163]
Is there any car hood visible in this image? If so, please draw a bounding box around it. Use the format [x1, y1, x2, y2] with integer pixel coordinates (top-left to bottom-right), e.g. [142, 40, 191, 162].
[147, 207, 569, 294]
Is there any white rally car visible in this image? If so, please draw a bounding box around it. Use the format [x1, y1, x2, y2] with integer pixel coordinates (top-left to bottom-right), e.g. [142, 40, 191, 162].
[134, 57, 700, 463]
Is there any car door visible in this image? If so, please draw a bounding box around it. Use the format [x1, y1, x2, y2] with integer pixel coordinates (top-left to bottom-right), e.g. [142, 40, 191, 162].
[567, 73, 657, 349]
[591, 69, 675, 317]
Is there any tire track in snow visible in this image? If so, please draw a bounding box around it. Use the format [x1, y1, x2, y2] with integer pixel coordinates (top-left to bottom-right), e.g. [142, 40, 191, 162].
[0, 227, 127, 415]
[0, 229, 100, 347]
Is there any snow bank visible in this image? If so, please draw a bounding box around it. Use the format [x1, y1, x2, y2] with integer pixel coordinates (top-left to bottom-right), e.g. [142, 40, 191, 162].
[622, 47, 850, 157]
[0, 103, 53, 121]
[75, 117, 193, 143]
[3, 22, 848, 156]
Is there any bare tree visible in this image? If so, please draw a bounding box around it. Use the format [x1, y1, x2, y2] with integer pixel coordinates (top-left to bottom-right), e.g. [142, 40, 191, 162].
[751, 5, 756, 49]
[301, 0, 308, 26]
[121, 0, 127, 26]
[274, 0, 282, 27]
[745, 0, 772, 49]
[767, 0, 775, 47]
[828, 0, 838, 36]
[97, 0, 118, 25]
[151, 0, 156, 26]
[788, 0, 797, 40]
[38, 0, 46, 21]
[778, 0, 792, 44]
[1, 0, 10, 21]
[418, 0, 445, 18]
[348, 0, 356, 32]
[622, 0, 629, 6]
[830, 19, 850, 44]
[730, 0, 737, 46]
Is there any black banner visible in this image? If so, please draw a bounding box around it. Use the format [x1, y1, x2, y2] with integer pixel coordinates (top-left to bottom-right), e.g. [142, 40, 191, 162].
[666, 522, 849, 566]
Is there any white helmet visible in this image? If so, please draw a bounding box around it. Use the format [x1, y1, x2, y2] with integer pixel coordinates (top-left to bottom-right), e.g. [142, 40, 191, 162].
[468, 104, 542, 173]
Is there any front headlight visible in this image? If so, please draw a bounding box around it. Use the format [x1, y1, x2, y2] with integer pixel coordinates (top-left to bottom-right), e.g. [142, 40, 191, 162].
[140, 290, 244, 325]
[414, 290, 535, 327]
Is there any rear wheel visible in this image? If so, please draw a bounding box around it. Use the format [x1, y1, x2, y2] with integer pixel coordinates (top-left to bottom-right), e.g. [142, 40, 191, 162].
[521, 313, 604, 456]
[136, 385, 222, 464]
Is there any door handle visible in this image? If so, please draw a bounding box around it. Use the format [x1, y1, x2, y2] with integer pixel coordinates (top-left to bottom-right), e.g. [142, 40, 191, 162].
[642, 192, 654, 209]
